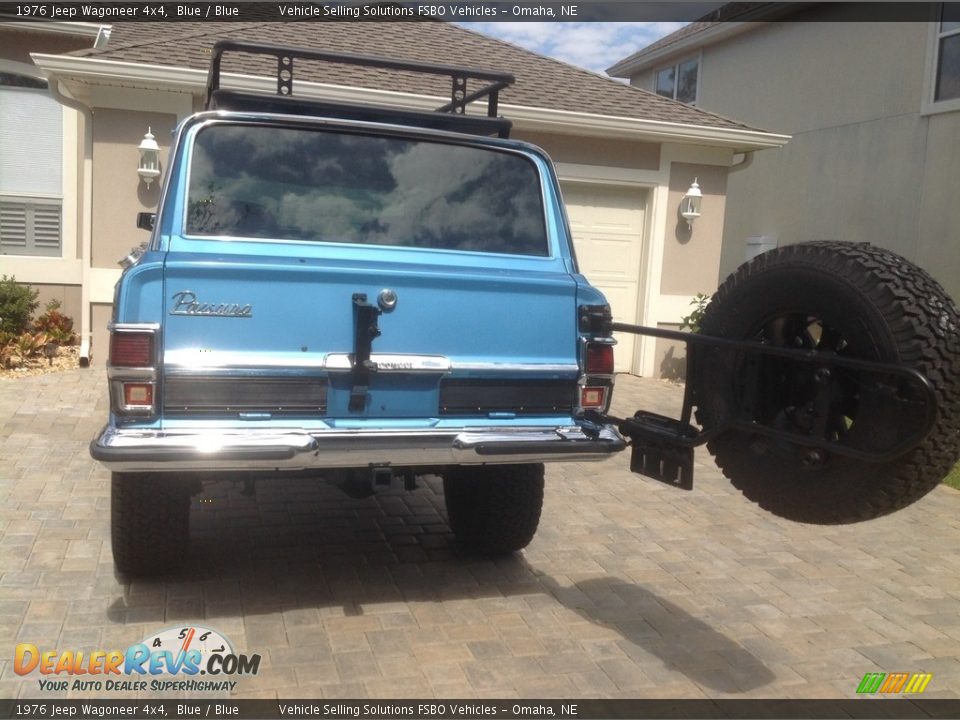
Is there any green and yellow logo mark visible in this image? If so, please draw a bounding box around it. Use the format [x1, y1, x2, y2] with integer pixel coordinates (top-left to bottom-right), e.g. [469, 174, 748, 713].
[856, 672, 932, 695]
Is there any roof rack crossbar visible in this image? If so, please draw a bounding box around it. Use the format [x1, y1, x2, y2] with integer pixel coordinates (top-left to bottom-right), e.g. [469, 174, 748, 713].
[205, 40, 515, 118]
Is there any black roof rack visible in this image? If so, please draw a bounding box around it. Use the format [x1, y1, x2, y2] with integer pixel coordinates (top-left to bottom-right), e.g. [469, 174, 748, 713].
[204, 40, 516, 138]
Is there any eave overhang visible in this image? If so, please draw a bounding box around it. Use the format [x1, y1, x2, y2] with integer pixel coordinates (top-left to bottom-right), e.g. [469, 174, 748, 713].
[32, 52, 790, 152]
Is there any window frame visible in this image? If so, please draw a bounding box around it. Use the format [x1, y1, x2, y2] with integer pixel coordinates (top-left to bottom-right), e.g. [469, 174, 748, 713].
[0, 69, 65, 258]
[180, 120, 553, 258]
[922, 4, 960, 115]
[652, 53, 701, 105]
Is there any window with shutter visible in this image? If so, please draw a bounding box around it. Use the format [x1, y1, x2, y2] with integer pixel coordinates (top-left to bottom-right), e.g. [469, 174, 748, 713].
[0, 77, 63, 257]
[0, 197, 62, 257]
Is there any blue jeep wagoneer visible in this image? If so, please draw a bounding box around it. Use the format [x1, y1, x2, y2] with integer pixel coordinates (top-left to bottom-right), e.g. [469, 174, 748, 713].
[92, 42, 959, 576]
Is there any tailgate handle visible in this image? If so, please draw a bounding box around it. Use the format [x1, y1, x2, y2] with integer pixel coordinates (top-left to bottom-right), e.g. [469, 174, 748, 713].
[349, 293, 382, 412]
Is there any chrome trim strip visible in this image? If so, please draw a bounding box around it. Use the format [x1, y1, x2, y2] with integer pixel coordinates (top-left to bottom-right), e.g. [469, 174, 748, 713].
[109, 322, 161, 333]
[107, 367, 157, 381]
[450, 362, 580, 373]
[324, 353, 451, 373]
[164, 350, 452, 373]
[90, 424, 625, 472]
[162, 352, 575, 375]
[164, 349, 326, 370]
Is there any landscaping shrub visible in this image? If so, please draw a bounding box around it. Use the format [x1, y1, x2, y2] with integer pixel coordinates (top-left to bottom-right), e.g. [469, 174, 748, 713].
[33, 299, 77, 345]
[0, 275, 39, 336]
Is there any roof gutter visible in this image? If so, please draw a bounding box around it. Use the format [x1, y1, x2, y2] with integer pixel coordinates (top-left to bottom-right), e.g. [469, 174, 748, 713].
[0, 20, 104, 38]
[31, 53, 789, 152]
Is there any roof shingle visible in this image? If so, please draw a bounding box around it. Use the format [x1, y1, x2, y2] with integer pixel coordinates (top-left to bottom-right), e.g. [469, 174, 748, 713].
[69, 21, 765, 133]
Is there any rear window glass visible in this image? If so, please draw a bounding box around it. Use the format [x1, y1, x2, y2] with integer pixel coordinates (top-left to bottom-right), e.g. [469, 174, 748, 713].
[185, 124, 548, 256]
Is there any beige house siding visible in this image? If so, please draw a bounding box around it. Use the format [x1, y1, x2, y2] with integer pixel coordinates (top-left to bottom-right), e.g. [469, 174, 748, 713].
[661, 162, 727, 296]
[0, 31, 90, 65]
[513, 131, 660, 170]
[653, 161, 728, 380]
[628, 9, 960, 301]
[90, 109, 175, 270]
[90, 302, 112, 368]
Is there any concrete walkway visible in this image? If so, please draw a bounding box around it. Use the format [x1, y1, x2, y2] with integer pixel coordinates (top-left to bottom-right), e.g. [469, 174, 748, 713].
[1, 369, 959, 700]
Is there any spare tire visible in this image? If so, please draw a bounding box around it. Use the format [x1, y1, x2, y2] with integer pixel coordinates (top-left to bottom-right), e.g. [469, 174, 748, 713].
[694, 241, 960, 523]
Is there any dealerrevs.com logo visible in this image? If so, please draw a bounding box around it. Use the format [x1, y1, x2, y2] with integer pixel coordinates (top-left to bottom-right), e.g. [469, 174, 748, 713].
[15, 625, 260, 693]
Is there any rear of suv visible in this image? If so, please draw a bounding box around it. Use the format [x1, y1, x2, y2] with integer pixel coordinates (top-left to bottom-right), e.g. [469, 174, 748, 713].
[90, 42, 625, 575]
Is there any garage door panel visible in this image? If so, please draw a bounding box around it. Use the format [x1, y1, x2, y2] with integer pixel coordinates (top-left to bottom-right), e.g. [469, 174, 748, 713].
[562, 182, 647, 374]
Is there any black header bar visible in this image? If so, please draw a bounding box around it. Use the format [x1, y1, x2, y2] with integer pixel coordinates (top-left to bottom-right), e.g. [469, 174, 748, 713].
[0, 2, 954, 23]
[4, 699, 960, 719]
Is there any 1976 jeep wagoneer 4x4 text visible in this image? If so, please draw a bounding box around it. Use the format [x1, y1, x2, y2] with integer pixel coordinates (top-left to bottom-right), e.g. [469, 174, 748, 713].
[91, 42, 959, 576]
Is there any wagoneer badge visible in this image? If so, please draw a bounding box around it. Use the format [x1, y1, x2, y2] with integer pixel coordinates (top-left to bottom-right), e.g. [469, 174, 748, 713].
[170, 291, 253, 318]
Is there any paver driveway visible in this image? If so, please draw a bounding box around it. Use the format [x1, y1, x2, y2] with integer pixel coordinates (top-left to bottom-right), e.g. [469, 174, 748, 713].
[2, 369, 959, 700]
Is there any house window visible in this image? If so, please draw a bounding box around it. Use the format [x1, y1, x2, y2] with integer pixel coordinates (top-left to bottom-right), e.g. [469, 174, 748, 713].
[655, 57, 699, 104]
[934, 4, 960, 101]
[0, 75, 63, 256]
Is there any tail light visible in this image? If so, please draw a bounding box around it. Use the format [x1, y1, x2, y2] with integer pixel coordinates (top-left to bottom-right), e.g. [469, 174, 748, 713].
[585, 343, 614, 375]
[108, 325, 157, 416]
[110, 332, 154, 367]
[579, 340, 615, 414]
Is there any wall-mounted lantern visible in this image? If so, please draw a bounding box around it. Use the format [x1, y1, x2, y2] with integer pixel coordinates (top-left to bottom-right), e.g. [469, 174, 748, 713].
[680, 178, 702, 229]
[137, 128, 160, 187]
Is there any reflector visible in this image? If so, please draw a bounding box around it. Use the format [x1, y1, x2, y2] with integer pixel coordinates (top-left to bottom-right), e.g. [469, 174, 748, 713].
[123, 383, 154, 407]
[581, 387, 607, 408]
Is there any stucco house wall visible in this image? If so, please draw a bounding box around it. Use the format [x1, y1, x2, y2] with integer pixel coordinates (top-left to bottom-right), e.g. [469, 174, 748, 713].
[618, 4, 960, 302]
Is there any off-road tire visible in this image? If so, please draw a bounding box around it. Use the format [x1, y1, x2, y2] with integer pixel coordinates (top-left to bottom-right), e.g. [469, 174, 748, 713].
[111, 472, 192, 576]
[695, 241, 960, 523]
[443, 464, 545, 555]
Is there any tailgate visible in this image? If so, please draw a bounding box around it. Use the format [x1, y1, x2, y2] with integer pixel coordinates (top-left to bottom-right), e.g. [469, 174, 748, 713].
[161, 253, 579, 421]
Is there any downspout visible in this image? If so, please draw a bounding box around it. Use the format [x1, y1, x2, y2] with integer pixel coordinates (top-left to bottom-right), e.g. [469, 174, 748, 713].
[729, 150, 754, 173]
[47, 76, 94, 367]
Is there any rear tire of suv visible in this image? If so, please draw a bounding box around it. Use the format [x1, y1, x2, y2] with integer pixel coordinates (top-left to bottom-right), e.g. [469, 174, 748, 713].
[111, 472, 192, 576]
[443, 464, 544, 555]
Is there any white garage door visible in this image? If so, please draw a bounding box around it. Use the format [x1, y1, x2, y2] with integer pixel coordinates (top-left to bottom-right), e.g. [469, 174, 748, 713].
[562, 182, 648, 373]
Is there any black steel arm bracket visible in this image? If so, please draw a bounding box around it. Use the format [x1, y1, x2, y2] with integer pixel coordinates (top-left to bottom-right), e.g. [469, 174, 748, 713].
[580, 322, 939, 490]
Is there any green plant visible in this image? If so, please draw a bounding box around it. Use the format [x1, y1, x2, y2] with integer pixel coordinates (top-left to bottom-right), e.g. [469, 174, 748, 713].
[13, 331, 49, 366]
[945, 462, 960, 491]
[33, 299, 77, 346]
[0, 331, 15, 369]
[680, 293, 710, 333]
[0, 276, 39, 336]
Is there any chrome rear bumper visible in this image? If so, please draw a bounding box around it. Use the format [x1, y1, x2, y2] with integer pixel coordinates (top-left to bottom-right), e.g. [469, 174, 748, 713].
[90, 424, 626, 473]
